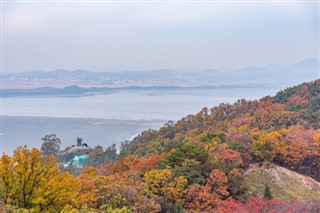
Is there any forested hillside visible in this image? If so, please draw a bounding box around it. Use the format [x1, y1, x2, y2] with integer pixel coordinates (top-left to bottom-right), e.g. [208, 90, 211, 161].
[123, 79, 320, 180]
[1, 80, 320, 212]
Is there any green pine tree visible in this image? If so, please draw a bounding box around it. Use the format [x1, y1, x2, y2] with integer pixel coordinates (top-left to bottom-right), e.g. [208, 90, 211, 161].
[174, 203, 183, 213]
[264, 183, 273, 200]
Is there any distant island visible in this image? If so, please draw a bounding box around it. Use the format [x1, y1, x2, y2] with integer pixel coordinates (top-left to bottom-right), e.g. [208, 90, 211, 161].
[1, 84, 268, 98]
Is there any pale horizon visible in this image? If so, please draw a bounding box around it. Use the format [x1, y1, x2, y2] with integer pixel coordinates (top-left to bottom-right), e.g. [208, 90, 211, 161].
[2, 2, 319, 73]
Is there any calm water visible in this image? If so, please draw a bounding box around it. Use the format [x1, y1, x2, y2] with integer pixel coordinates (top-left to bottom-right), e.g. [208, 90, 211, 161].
[1, 88, 279, 154]
[2, 88, 278, 120]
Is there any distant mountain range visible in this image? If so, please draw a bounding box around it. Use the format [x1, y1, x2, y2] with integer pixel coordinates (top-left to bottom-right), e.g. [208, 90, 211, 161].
[1, 58, 319, 90]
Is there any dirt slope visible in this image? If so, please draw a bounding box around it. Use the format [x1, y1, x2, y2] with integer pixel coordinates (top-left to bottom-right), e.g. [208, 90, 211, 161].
[244, 163, 320, 200]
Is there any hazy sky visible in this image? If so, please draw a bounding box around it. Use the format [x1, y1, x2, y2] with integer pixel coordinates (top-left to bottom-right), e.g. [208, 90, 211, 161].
[2, 1, 319, 73]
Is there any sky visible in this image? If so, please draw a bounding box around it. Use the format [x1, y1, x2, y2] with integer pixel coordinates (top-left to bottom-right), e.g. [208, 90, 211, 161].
[1, 1, 319, 73]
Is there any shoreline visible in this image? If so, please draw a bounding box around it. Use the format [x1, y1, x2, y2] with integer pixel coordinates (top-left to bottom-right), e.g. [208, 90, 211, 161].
[1, 114, 169, 124]
[1, 116, 166, 155]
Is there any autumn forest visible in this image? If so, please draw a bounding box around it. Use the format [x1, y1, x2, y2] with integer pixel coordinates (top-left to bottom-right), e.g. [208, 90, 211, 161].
[1, 80, 320, 212]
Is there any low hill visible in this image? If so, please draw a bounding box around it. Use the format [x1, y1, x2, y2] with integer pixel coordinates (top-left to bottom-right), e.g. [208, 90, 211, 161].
[244, 163, 320, 200]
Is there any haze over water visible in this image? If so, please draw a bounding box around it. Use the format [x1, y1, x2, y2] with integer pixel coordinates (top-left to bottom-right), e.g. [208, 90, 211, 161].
[2, 88, 278, 154]
[3, 88, 277, 120]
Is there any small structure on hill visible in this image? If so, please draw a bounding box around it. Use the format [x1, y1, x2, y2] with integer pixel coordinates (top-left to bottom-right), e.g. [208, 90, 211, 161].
[76, 137, 88, 147]
[77, 137, 82, 146]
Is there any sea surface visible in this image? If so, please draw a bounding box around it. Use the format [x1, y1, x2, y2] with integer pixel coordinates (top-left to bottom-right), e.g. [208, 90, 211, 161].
[1, 88, 279, 154]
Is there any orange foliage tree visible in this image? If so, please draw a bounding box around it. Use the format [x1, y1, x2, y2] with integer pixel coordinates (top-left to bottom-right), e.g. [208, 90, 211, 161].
[313, 129, 320, 153]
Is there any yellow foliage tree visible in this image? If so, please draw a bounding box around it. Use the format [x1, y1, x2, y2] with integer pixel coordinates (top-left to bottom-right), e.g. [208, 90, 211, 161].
[143, 169, 187, 206]
[0, 146, 78, 212]
[163, 176, 187, 204]
[252, 131, 284, 163]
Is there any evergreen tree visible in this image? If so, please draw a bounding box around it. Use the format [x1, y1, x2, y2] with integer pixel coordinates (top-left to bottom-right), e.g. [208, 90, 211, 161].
[264, 183, 273, 200]
[174, 203, 183, 213]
